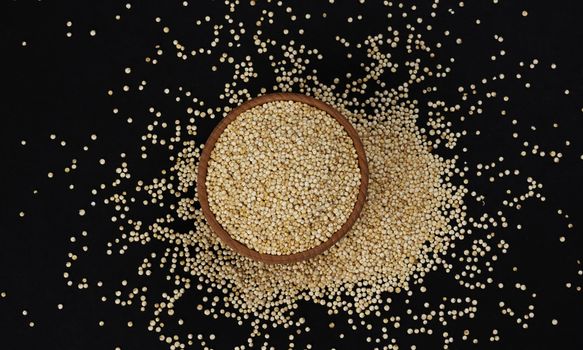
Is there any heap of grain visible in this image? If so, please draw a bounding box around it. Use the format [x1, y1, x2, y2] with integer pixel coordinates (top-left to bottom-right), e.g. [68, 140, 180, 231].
[175, 98, 467, 321]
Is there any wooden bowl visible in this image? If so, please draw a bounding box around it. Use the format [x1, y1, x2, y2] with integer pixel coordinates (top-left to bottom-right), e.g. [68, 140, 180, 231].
[197, 93, 369, 264]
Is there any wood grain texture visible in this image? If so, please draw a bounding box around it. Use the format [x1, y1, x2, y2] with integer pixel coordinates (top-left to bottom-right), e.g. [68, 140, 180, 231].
[197, 93, 369, 264]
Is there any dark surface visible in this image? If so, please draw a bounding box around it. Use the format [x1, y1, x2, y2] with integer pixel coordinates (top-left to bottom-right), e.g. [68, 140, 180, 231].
[1, 1, 583, 349]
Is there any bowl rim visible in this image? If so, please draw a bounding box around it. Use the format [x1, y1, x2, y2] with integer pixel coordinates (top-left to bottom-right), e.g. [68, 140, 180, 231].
[196, 92, 369, 264]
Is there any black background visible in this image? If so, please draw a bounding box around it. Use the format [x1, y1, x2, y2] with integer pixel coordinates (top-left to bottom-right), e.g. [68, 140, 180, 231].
[1, 0, 583, 349]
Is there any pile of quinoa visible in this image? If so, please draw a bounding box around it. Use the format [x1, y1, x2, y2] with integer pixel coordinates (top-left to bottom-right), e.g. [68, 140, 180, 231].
[178, 98, 466, 321]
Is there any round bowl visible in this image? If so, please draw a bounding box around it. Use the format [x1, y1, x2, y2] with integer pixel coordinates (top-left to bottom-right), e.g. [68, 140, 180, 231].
[197, 93, 369, 264]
